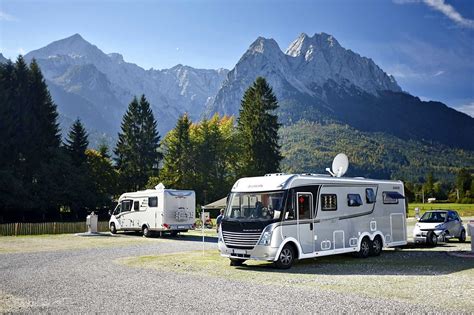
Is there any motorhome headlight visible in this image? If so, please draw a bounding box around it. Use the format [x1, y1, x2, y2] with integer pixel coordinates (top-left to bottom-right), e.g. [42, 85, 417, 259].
[258, 226, 273, 246]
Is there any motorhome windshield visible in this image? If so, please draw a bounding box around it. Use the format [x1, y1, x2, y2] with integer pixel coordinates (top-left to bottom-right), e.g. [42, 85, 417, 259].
[225, 191, 286, 221]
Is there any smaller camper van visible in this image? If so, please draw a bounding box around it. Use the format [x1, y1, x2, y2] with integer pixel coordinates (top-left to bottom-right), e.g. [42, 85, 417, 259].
[109, 183, 195, 237]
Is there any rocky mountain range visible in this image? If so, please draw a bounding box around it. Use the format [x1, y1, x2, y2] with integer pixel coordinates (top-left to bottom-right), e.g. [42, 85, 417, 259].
[1, 33, 473, 151]
[209, 33, 474, 150]
[21, 34, 228, 138]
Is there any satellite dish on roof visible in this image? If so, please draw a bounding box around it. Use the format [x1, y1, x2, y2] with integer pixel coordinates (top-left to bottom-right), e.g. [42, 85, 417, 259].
[325, 153, 349, 177]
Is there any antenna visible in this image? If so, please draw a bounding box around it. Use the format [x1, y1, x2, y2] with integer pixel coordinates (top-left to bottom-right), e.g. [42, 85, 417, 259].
[329, 153, 349, 177]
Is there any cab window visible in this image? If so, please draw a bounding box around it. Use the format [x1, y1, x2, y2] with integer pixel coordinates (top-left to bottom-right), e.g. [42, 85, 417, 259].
[121, 200, 132, 212]
[133, 201, 139, 211]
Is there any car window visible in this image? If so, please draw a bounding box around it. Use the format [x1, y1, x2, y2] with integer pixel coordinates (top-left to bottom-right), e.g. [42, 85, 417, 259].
[419, 212, 446, 223]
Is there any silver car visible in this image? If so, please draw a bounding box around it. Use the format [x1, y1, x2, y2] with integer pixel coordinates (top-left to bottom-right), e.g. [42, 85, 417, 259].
[413, 210, 466, 246]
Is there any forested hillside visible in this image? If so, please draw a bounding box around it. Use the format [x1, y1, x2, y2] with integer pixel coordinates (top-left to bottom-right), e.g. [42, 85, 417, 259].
[280, 120, 474, 182]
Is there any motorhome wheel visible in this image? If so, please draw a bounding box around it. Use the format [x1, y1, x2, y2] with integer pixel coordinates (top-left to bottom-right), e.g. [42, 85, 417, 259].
[370, 236, 382, 256]
[110, 223, 117, 234]
[142, 226, 151, 238]
[355, 237, 371, 258]
[459, 229, 466, 243]
[274, 244, 295, 269]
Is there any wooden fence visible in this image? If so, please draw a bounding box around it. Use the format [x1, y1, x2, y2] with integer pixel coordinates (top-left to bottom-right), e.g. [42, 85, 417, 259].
[0, 221, 110, 236]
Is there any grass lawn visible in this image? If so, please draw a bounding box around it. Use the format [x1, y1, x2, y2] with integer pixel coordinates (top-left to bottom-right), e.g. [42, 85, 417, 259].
[0, 233, 162, 254]
[119, 244, 474, 312]
[407, 203, 474, 217]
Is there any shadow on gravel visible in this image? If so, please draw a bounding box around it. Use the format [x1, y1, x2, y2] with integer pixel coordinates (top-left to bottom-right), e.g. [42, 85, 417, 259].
[167, 235, 218, 243]
[234, 247, 474, 276]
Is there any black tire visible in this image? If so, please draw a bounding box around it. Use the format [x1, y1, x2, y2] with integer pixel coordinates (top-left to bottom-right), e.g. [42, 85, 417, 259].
[427, 231, 438, 247]
[170, 231, 178, 237]
[274, 244, 295, 269]
[459, 229, 466, 243]
[142, 225, 151, 238]
[370, 236, 383, 257]
[229, 258, 245, 266]
[110, 223, 117, 234]
[355, 237, 371, 258]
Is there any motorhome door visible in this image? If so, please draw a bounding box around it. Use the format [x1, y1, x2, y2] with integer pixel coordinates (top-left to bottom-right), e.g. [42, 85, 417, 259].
[297, 192, 313, 254]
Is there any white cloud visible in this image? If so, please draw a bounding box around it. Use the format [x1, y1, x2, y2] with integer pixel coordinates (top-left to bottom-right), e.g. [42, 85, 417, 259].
[0, 11, 17, 22]
[423, 0, 474, 28]
[433, 70, 444, 76]
[17, 48, 25, 55]
[394, 0, 474, 28]
[456, 102, 474, 117]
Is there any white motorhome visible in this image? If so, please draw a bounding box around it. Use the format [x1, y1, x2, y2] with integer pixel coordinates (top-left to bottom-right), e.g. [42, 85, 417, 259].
[218, 155, 407, 268]
[109, 183, 195, 237]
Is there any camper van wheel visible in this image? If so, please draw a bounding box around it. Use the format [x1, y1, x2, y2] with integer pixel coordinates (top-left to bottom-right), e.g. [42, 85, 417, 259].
[170, 231, 178, 237]
[110, 223, 117, 234]
[229, 258, 245, 266]
[355, 237, 371, 258]
[142, 226, 151, 238]
[274, 244, 295, 269]
[458, 229, 466, 243]
[370, 236, 382, 256]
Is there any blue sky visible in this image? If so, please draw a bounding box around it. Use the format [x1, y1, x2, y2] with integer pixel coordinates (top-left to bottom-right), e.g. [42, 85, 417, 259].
[1, 0, 473, 115]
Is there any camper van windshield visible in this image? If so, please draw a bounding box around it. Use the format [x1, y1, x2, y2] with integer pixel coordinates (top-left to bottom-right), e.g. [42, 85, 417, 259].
[225, 191, 286, 221]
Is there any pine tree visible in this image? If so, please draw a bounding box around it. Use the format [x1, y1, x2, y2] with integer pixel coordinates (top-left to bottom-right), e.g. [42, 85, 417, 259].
[237, 77, 282, 177]
[0, 57, 63, 220]
[160, 113, 194, 189]
[64, 119, 89, 166]
[114, 95, 161, 191]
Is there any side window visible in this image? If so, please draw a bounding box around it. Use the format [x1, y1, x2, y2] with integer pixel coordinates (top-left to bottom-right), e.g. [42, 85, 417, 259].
[453, 212, 460, 221]
[321, 194, 337, 211]
[133, 201, 139, 211]
[448, 212, 456, 221]
[113, 204, 122, 215]
[382, 192, 399, 204]
[347, 194, 363, 207]
[148, 197, 158, 207]
[297, 193, 312, 219]
[284, 192, 295, 220]
[366, 188, 376, 204]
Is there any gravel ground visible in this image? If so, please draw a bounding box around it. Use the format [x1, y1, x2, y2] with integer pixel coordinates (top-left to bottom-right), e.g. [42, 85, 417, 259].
[0, 233, 473, 313]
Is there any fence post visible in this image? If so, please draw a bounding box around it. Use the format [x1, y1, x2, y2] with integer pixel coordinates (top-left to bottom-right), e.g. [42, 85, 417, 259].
[15, 223, 18, 236]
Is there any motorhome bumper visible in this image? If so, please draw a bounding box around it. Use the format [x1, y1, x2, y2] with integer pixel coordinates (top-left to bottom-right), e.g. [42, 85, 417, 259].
[218, 242, 278, 261]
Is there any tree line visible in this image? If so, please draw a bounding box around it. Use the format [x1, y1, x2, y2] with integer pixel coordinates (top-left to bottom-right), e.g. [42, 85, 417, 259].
[0, 58, 282, 222]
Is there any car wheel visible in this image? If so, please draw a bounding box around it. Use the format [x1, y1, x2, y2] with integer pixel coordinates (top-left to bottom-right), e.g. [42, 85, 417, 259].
[427, 231, 438, 247]
[274, 244, 295, 269]
[355, 237, 371, 258]
[458, 229, 466, 243]
[229, 258, 245, 266]
[142, 226, 151, 238]
[370, 236, 383, 257]
[170, 231, 178, 237]
[110, 223, 117, 234]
